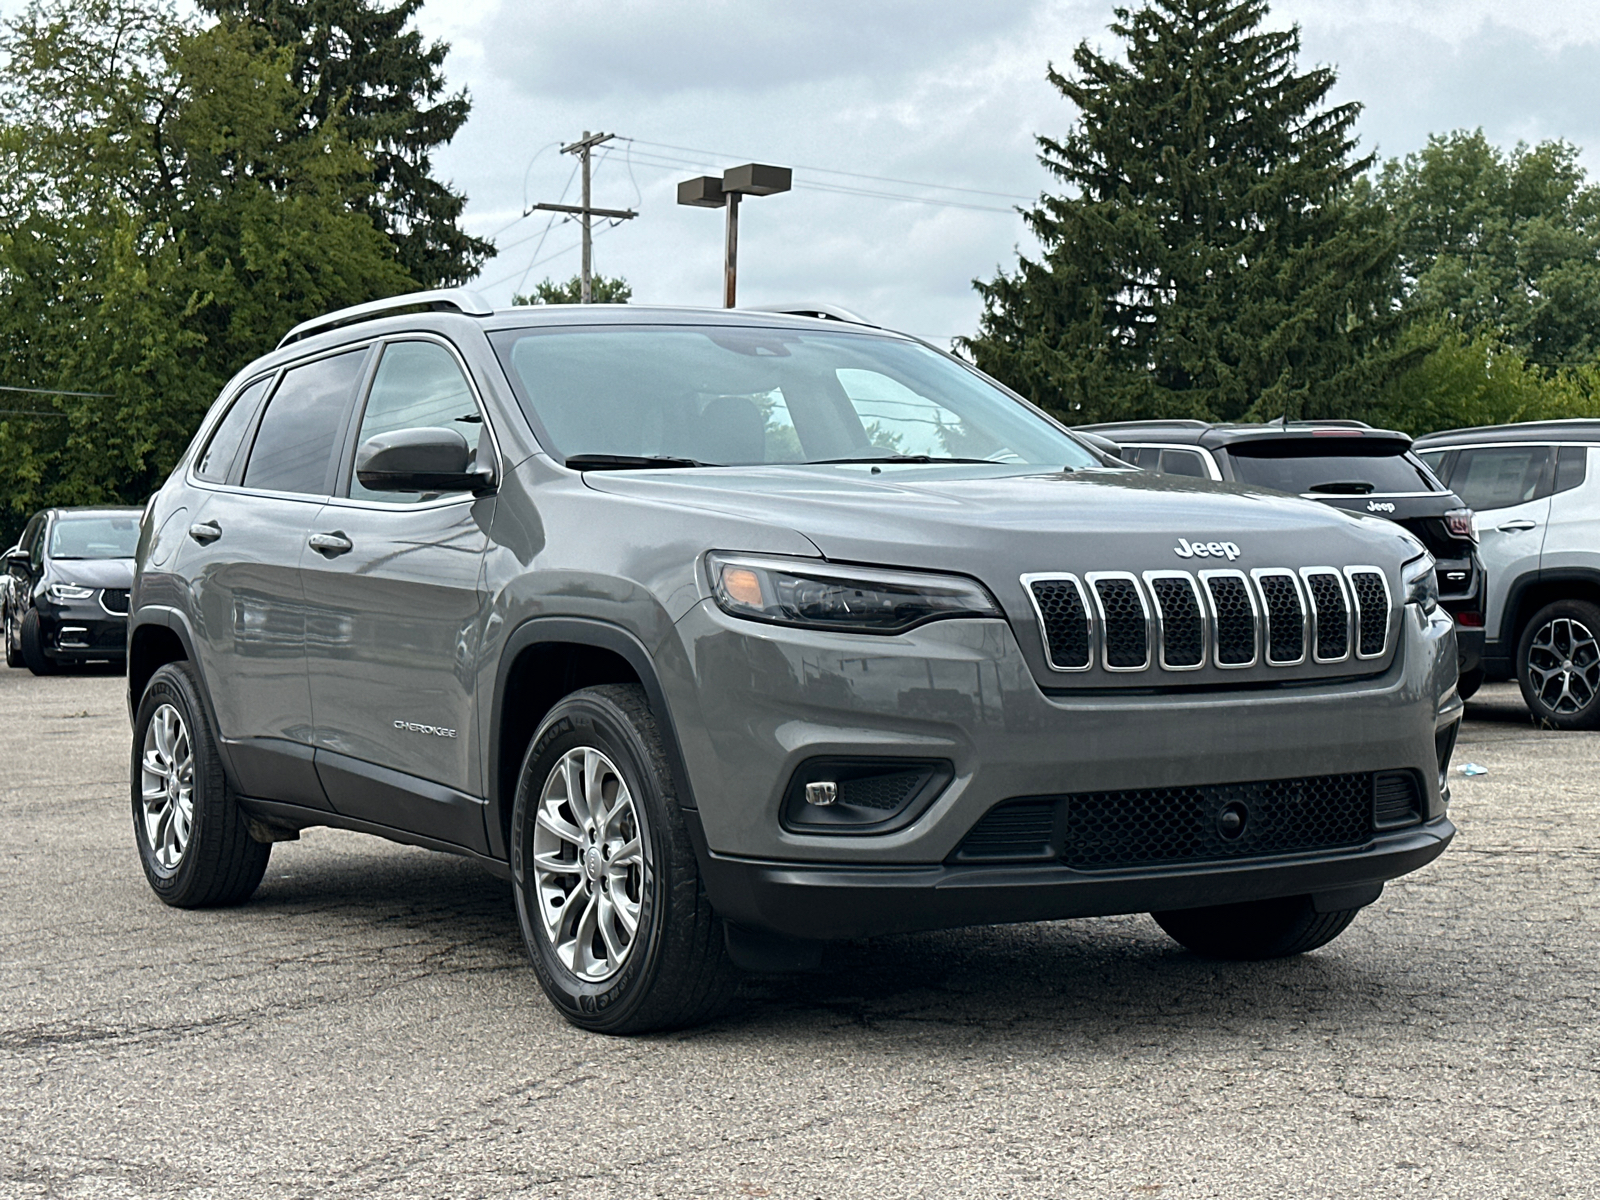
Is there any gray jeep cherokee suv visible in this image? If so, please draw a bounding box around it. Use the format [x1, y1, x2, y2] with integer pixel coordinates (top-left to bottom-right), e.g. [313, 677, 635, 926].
[128, 291, 1461, 1033]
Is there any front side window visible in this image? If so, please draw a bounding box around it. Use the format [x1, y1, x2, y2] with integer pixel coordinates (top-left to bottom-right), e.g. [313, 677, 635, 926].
[196, 377, 271, 484]
[1449, 446, 1551, 511]
[490, 326, 1100, 469]
[243, 350, 367, 496]
[48, 515, 140, 559]
[348, 341, 484, 503]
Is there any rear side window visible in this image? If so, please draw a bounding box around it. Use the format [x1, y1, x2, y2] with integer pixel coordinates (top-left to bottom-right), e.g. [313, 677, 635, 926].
[348, 342, 484, 503]
[1554, 446, 1589, 495]
[243, 350, 367, 496]
[195, 377, 271, 483]
[1450, 446, 1551, 511]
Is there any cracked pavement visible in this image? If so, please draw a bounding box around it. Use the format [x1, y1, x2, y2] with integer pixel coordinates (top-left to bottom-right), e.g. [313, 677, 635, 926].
[1, 665, 1596, 1198]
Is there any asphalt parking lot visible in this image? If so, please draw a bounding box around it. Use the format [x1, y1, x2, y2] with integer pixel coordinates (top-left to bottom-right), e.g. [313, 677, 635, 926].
[1, 665, 1596, 1199]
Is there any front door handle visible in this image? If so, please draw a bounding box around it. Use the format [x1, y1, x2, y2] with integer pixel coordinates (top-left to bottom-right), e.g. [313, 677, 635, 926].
[188, 521, 221, 544]
[308, 531, 353, 557]
[1497, 519, 1537, 533]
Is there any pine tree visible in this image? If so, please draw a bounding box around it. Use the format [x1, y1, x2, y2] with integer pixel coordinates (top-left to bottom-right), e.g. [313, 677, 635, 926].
[962, 0, 1402, 424]
[198, 0, 493, 288]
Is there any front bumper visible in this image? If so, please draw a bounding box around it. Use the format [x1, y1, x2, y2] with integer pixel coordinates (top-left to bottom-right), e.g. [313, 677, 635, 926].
[36, 603, 127, 660]
[692, 816, 1455, 940]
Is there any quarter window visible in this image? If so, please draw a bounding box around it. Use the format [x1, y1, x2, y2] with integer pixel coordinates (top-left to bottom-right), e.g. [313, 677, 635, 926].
[1449, 446, 1551, 511]
[1554, 446, 1589, 495]
[348, 342, 484, 503]
[242, 350, 367, 496]
[196, 377, 271, 483]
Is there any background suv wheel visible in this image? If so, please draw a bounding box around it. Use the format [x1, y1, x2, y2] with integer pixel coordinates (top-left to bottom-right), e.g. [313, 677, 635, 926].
[19, 608, 58, 676]
[511, 684, 739, 1034]
[1517, 600, 1600, 730]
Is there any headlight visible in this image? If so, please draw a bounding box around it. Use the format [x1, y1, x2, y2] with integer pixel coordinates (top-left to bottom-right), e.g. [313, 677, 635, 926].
[707, 553, 1002, 634]
[1402, 555, 1439, 614]
[47, 583, 94, 602]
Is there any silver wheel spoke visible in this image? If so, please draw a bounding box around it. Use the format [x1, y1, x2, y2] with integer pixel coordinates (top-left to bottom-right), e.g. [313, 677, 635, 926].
[139, 703, 195, 872]
[531, 743, 650, 983]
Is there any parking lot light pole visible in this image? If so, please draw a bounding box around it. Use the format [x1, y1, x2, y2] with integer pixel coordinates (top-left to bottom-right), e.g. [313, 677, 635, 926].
[676, 163, 792, 307]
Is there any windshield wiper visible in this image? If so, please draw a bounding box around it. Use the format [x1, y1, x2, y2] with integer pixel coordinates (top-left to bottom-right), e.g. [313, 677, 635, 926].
[1307, 481, 1376, 495]
[806, 454, 998, 466]
[565, 454, 712, 471]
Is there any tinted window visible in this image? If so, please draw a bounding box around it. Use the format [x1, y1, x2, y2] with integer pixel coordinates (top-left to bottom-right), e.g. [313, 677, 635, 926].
[243, 351, 366, 495]
[196, 377, 271, 483]
[1450, 446, 1551, 511]
[349, 342, 483, 502]
[49, 515, 140, 559]
[1555, 446, 1589, 495]
[1227, 447, 1437, 494]
[492, 326, 1098, 469]
[1124, 446, 1208, 477]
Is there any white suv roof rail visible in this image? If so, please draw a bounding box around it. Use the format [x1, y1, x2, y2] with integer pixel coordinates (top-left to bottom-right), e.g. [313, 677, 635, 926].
[744, 302, 876, 327]
[277, 289, 495, 349]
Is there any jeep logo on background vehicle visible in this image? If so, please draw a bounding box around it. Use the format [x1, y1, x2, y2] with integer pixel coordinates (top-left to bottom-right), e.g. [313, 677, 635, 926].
[125, 288, 1460, 1037]
[1367, 500, 1397, 513]
[1173, 538, 1241, 560]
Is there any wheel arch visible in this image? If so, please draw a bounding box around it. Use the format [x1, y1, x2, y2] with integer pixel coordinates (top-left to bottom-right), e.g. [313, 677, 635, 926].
[1503, 569, 1600, 656]
[127, 609, 227, 766]
[487, 617, 699, 862]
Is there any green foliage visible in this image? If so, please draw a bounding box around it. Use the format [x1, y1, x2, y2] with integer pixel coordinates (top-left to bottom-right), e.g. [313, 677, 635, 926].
[198, 0, 492, 288]
[1377, 130, 1600, 370]
[513, 275, 633, 305]
[960, 0, 1405, 425]
[0, 0, 411, 544]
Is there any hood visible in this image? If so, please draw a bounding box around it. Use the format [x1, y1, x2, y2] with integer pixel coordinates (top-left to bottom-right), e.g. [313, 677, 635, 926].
[584, 464, 1420, 572]
[46, 557, 135, 589]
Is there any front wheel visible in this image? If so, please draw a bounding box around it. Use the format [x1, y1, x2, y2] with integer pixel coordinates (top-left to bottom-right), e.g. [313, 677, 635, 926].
[132, 661, 270, 906]
[1517, 600, 1600, 730]
[1153, 895, 1361, 959]
[511, 684, 739, 1034]
[19, 608, 57, 675]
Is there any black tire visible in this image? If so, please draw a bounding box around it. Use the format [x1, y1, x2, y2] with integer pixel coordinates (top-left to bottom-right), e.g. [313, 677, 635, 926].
[1152, 894, 1361, 960]
[131, 661, 270, 907]
[19, 608, 58, 675]
[1457, 666, 1484, 701]
[511, 684, 739, 1034]
[1516, 600, 1600, 731]
[4, 604, 22, 669]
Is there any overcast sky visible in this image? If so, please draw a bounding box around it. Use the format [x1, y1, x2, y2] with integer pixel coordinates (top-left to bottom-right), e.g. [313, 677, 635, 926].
[7, 0, 1598, 345]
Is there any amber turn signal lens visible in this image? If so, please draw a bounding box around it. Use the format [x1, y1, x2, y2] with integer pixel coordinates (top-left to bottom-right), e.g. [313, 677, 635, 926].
[721, 566, 764, 608]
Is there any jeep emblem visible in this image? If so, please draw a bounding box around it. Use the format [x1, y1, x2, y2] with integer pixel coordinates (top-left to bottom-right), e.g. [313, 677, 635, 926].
[1367, 500, 1396, 513]
[1174, 538, 1240, 561]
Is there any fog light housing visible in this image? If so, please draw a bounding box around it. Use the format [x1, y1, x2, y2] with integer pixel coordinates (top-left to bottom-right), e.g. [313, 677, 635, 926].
[781, 758, 953, 834]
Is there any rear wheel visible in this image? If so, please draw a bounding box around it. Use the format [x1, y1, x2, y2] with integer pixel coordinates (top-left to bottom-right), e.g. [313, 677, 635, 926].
[1457, 667, 1483, 701]
[19, 608, 57, 675]
[1153, 894, 1361, 959]
[132, 661, 270, 906]
[511, 684, 739, 1034]
[1517, 600, 1600, 730]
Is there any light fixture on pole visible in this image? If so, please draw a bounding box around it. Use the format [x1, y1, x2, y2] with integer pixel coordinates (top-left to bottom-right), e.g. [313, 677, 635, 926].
[677, 163, 792, 308]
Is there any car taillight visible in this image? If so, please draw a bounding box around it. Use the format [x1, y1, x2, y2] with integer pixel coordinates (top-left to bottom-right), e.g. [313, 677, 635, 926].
[1455, 611, 1484, 628]
[1445, 508, 1477, 543]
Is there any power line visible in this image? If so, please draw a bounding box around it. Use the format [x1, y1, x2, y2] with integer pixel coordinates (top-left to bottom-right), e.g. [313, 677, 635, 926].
[1, 384, 108, 398]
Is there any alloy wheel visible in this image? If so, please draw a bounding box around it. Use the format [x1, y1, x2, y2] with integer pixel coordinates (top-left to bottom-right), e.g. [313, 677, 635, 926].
[140, 703, 195, 871]
[1526, 617, 1600, 715]
[531, 746, 648, 982]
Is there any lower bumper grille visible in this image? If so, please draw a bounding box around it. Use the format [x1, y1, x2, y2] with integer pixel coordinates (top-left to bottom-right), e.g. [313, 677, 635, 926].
[953, 771, 1423, 869]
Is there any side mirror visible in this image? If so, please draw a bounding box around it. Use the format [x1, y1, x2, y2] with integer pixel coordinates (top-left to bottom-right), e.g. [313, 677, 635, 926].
[355, 427, 495, 495]
[3, 546, 26, 570]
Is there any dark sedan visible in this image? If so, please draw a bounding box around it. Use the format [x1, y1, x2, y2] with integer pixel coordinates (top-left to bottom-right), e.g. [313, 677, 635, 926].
[4, 507, 141, 674]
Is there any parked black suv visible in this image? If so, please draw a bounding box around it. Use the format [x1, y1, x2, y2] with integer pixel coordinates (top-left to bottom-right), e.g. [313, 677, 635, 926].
[1081, 420, 1486, 693]
[4, 507, 139, 674]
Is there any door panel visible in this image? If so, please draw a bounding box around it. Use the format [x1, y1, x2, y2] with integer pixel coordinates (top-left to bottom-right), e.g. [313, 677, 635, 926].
[1449, 445, 1554, 651]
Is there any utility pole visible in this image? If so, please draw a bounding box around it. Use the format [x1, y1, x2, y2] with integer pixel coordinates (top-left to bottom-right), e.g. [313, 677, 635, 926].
[677, 163, 792, 307]
[527, 131, 637, 303]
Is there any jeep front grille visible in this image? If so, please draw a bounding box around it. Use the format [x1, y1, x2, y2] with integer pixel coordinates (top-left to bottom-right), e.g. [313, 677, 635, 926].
[1023, 565, 1392, 677]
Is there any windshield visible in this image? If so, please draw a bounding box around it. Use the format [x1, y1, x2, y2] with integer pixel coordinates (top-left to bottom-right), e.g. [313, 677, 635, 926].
[489, 325, 1100, 469]
[49, 515, 140, 559]
[1227, 446, 1440, 495]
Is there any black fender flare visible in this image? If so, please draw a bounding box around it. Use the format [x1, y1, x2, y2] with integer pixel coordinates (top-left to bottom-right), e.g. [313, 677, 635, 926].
[1499, 567, 1600, 651]
[126, 606, 233, 777]
[486, 616, 700, 862]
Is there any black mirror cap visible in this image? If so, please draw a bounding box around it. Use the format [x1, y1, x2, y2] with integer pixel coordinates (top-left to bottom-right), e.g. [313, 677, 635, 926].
[354, 427, 496, 494]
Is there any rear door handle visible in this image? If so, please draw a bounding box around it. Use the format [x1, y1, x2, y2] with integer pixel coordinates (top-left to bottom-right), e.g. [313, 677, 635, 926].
[1497, 519, 1537, 533]
[308, 531, 353, 557]
[188, 521, 221, 544]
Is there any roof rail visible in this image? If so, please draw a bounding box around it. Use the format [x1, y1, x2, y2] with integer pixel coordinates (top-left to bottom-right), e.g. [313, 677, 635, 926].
[744, 302, 876, 327]
[277, 289, 495, 349]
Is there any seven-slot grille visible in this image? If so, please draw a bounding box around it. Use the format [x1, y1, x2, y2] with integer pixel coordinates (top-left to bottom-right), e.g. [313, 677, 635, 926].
[1023, 566, 1391, 676]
